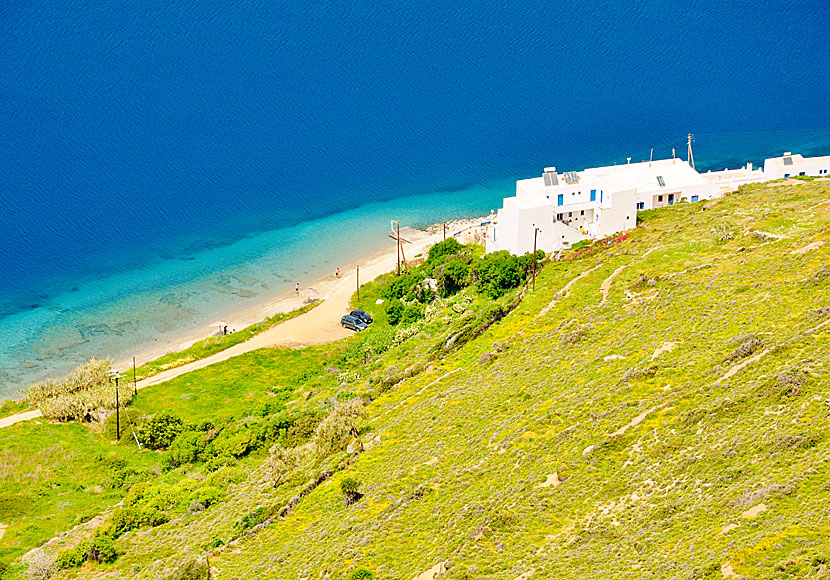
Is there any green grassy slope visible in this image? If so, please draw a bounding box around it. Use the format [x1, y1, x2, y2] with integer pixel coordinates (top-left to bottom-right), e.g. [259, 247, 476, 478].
[8, 180, 830, 580]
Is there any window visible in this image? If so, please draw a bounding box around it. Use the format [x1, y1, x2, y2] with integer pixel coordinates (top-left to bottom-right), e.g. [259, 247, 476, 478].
[784, 174, 790, 178]
[799, 172, 806, 176]
[557, 194, 563, 206]
[658, 195, 663, 202]
[557, 213, 564, 220]
[600, 191, 603, 203]
[568, 212, 572, 217]
[691, 195, 699, 202]
[590, 189, 596, 201]
[580, 210, 584, 216]
[636, 202, 645, 210]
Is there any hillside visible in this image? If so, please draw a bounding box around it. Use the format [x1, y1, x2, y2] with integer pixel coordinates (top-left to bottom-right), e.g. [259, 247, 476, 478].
[2, 179, 829, 580]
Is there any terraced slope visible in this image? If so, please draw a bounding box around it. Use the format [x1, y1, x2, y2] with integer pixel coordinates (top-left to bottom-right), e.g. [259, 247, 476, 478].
[32, 180, 830, 579]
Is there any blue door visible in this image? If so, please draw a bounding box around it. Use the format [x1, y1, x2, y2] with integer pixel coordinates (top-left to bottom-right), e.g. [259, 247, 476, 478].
[590, 189, 596, 201]
[668, 194, 675, 206]
[557, 194, 563, 206]
[691, 195, 699, 202]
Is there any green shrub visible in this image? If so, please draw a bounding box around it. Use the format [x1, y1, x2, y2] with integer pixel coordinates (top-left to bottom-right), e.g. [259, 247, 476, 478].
[57, 544, 87, 569]
[102, 408, 146, 441]
[208, 428, 255, 458]
[86, 534, 117, 564]
[472, 251, 528, 298]
[385, 300, 405, 325]
[436, 256, 471, 297]
[283, 413, 323, 448]
[348, 569, 374, 580]
[340, 477, 363, 505]
[137, 412, 185, 449]
[423, 238, 463, 274]
[381, 273, 424, 300]
[400, 303, 425, 326]
[169, 558, 209, 580]
[166, 430, 208, 467]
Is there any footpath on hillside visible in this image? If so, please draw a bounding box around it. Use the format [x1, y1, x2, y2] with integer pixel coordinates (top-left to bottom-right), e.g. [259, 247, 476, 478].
[0, 226, 458, 429]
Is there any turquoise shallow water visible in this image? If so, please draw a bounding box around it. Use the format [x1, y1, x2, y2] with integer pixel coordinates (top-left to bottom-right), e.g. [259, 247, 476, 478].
[0, 180, 511, 396]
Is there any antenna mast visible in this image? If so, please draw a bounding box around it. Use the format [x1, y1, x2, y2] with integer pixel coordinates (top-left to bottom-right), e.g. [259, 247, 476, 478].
[687, 133, 696, 170]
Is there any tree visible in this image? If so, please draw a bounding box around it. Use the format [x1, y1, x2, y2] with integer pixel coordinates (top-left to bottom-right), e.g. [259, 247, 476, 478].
[385, 300, 405, 325]
[137, 412, 184, 449]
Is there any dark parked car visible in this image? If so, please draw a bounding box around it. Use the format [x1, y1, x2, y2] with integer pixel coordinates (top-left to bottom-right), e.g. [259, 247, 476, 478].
[350, 309, 373, 324]
[341, 314, 368, 331]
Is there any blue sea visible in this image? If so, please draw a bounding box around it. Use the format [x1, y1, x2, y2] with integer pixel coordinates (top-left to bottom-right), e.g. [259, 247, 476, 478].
[1, 0, 829, 398]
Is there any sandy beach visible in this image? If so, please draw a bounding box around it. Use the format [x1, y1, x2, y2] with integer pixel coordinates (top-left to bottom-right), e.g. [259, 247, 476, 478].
[119, 217, 491, 388]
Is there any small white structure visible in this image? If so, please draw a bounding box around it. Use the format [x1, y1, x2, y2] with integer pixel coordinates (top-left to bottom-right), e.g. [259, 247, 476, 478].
[763, 152, 830, 180]
[487, 150, 829, 256]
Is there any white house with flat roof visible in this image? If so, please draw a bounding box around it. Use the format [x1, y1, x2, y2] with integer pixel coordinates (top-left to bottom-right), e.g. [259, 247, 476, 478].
[763, 152, 830, 179]
[486, 150, 829, 255]
[487, 157, 723, 254]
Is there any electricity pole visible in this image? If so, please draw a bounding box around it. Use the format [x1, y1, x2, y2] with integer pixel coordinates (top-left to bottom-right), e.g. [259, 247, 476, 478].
[356, 265, 360, 301]
[687, 133, 696, 170]
[133, 356, 137, 396]
[396, 220, 401, 276]
[443, 222, 446, 241]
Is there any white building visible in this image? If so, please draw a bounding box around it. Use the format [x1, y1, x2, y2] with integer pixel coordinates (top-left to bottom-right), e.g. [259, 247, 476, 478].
[486, 150, 829, 256]
[487, 157, 723, 254]
[763, 152, 830, 180]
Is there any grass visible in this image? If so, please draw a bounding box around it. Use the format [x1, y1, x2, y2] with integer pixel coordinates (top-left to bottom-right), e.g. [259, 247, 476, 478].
[2, 179, 829, 579]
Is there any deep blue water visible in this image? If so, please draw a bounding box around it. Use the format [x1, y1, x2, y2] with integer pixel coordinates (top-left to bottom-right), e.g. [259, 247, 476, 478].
[1, 0, 829, 396]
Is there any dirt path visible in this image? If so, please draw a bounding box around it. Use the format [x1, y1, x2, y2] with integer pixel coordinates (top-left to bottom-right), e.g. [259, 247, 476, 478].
[598, 247, 660, 307]
[537, 263, 603, 317]
[0, 409, 42, 429]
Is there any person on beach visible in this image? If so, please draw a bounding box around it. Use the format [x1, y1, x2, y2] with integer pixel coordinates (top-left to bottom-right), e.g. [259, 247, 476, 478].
[295, 282, 300, 295]
[336, 267, 340, 279]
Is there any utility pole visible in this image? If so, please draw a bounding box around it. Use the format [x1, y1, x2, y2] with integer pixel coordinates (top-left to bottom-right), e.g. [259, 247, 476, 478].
[132, 356, 137, 396]
[443, 222, 446, 241]
[206, 555, 211, 579]
[356, 265, 360, 301]
[396, 220, 401, 276]
[532, 225, 540, 291]
[114, 374, 120, 441]
[687, 133, 696, 170]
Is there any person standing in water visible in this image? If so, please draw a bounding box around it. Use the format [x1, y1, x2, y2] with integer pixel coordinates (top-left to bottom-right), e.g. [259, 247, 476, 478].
[295, 282, 300, 295]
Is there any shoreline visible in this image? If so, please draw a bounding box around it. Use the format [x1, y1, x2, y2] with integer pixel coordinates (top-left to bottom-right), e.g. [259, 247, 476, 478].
[114, 216, 490, 377]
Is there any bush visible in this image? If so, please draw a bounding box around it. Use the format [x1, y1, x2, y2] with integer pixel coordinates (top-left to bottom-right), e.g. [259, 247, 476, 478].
[385, 300, 405, 325]
[312, 398, 365, 456]
[400, 303, 425, 326]
[137, 412, 185, 449]
[24, 550, 58, 580]
[381, 273, 424, 301]
[348, 569, 374, 580]
[167, 430, 208, 467]
[102, 408, 145, 441]
[57, 545, 86, 569]
[86, 535, 117, 564]
[0, 561, 7, 579]
[340, 477, 363, 505]
[169, 559, 209, 580]
[283, 413, 323, 447]
[472, 251, 528, 298]
[269, 443, 307, 485]
[435, 257, 471, 297]
[423, 238, 464, 274]
[25, 358, 111, 405]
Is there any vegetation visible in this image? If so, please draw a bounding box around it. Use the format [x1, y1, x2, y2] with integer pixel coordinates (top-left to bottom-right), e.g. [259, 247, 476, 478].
[2, 180, 829, 580]
[124, 302, 320, 382]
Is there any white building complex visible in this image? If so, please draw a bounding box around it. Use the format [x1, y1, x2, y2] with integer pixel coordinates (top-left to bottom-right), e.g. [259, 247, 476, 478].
[486, 150, 829, 255]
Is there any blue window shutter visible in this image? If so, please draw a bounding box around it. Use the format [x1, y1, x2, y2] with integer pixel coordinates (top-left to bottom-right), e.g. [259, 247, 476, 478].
[557, 194, 563, 206]
[590, 189, 596, 201]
